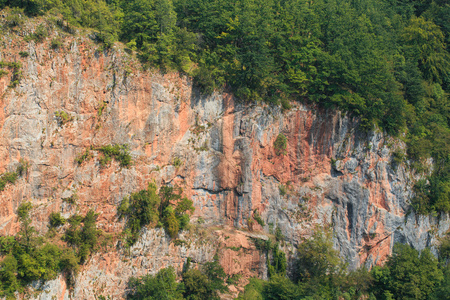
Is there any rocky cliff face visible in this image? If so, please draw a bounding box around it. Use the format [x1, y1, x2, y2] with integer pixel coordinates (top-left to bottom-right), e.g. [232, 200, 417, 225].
[0, 26, 449, 299]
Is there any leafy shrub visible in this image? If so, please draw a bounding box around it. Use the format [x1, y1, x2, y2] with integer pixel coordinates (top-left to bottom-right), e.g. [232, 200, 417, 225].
[371, 244, 443, 299]
[391, 149, 405, 168]
[0, 172, 18, 191]
[182, 256, 228, 300]
[64, 210, 100, 263]
[118, 183, 160, 245]
[97, 144, 132, 168]
[274, 134, 287, 156]
[0, 254, 20, 296]
[75, 149, 92, 165]
[330, 158, 337, 169]
[119, 183, 194, 245]
[59, 248, 79, 281]
[439, 233, 450, 261]
[280, 97, 292, 111]
[8, 79, 20, 88]
[275, 227, 284, 242]
[51, 38, 62, 49]
[252, 237, 273, 252]
[19, 51, 29, 57]
[62, 192, 78, 205]
[251, 235, 286, 278]
[54, 110, 73, 126]
[97, 101, 107, 116]
[172, 157, 183, 168]
[16, 159, 29, 177]
[295, 229, 343, 283]
[49, 212, 66, 228]
[128, 267, 183, 300]
[174, 196, 195, 230]
[411, 179, 431, 214]
[236, 277, 265, 300]
[0, 61, 22, 88]
[268, 247, 287, 277]
[253, 209, 265, 227]
[0, 202, 81, 298]
[5, 7, 25, 28]
[30, 24, 48, 43]
[227, 273, 242, 285]
[263, 274, 299, 300]
[173, 239, 187, 247]
[279, 185, 287, 196]
[163, 206, 179, 238]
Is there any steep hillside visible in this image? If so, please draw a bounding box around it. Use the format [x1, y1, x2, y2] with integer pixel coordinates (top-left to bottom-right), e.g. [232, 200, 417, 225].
[0, 15, 449, 299]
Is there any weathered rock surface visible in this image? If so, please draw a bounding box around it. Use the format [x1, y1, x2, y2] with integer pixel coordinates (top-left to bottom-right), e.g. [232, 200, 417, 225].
[0, 28, 449, 299]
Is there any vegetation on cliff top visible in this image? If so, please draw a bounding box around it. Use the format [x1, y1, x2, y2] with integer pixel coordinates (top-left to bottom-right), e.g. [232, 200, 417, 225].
[0, 0, 448, 214]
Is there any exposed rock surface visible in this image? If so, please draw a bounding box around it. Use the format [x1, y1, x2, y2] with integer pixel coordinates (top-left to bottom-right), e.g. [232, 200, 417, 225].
[0, 30, 449, 299]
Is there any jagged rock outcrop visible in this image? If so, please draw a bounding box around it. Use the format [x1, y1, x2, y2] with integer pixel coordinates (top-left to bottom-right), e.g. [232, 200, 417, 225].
[0, 29, 448, 299]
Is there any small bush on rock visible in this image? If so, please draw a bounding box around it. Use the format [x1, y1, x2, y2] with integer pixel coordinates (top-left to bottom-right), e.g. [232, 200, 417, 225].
[274, 134, 287, 156]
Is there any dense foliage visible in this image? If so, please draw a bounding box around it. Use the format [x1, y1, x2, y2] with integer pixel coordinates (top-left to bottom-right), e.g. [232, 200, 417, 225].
[63, 210, 101, 263]
[127, 256, 227, 300]
[126, 228, 450, 300]
[0, 203, 84, 298]
[97, 144, 132, 167]
[128, 267, 184, 300]
[371, 244, 443, 299]
[239, 229, 450, 300]
[0, 0, 448, 214]
[118, 183, 194, 245]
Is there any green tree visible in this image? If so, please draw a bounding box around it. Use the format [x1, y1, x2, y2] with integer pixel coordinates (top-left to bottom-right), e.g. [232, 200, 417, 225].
[402, 17, 450, 83]
[17, 202, 35, 253]
[372, 244, 443, 299]
[295, 228, 342, 283]
[268, 246, 287, 277]
[0, 255, 20, 297]
[182, 269, 212, 300]
[263, 274, 299, 300]
[121, 0, 158, 48]
[128, 267, 183, 300]
[120, 182, 161, 245]
[236, 277, 264, 300]
[203, 256, 227, 294]
[49, 211, 66, 228]
[34, 243, 62, 280]
[163, 206, 179, 238]
[182, 256, 227, 300]
[64, 210, 99, 263]
[430, 265, 450, 300]
[155, 0, 176, 34]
